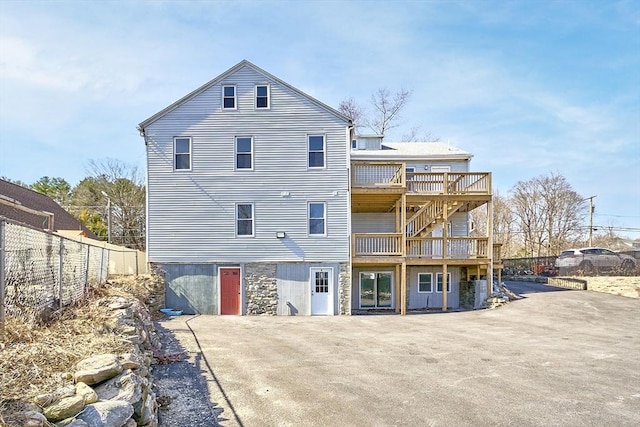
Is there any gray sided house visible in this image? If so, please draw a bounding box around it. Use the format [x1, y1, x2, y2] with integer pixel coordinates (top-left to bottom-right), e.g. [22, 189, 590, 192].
[138, 60, 352, 316]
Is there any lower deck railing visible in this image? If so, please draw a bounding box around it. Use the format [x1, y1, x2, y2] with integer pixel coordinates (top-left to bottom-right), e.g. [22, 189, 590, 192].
[353, 234, 490, 259]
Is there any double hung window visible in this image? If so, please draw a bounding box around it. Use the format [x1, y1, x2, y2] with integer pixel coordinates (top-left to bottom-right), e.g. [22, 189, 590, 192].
[236, 203, 254, 236]
[308, 135, 325, 168]
[223, 85, 236, 109]
[308, 202, 326, 236]
[235, 137, 253, 169]
[255, 85, 269, 109]
[174, 137, 191, 170]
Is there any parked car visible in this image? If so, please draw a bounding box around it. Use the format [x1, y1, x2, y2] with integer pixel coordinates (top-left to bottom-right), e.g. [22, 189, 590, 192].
[554, 247, 637, 274]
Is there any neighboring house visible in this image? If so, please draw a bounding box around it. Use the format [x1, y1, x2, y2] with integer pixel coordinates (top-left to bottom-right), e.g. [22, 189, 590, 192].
[0, 179, 98, 239]
[139, 60, 499, 316]
[138, 60, 352, 316]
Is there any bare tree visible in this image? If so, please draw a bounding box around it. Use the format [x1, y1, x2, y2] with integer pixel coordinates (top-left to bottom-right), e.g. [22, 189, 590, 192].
[510, 172, 586, 256]
[80, 159, 146, 251]
[367, 88, 411, 136]
[470, 191, 518, 258]
[339, 88, 421, 140]
[401, 125, 440, 142]
[338, 97, 365, 131]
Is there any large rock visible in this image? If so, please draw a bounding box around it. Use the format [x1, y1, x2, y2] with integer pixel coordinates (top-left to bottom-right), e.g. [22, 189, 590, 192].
[75, 354, 123, 385]
[119, 352, 142, 370]
[18, 410, 47, 427]
[76, 400, 134, 427]
[94, 370, 143, 405]
[43, 394, 85, 422]
[76, 382, 98, 404]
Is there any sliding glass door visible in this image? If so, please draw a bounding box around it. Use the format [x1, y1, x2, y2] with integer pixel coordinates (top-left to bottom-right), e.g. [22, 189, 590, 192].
[360, 272, 393, 308]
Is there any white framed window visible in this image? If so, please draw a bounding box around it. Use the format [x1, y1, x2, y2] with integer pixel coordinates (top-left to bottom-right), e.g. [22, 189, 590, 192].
[308, 135, 325, 168]
[436, 272, 452, 293]
[236, 203, 254, 237]
[174, 137, 191, 170]
[255, 84, 270, 109]
[418, 273, 433, 293]
[308, 202, 326, 236]
[222, 85, 236, 109]
[235, 136, 253, 170]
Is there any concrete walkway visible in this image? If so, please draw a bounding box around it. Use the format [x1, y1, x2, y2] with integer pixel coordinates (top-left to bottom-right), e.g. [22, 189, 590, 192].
[158, 285, 640, 427]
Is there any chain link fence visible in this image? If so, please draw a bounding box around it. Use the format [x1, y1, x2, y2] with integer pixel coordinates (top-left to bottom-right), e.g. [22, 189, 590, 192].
[0, 217, 110, 333]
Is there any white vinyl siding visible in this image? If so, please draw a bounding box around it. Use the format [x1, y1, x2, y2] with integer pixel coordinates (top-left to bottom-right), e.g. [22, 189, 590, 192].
[174, 137, 191, 170]
[145, 64, 349, 263]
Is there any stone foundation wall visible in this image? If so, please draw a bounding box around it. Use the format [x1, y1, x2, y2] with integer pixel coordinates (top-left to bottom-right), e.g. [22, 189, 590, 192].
[338, 263, 351, 315]
[245, 263, 278, 315]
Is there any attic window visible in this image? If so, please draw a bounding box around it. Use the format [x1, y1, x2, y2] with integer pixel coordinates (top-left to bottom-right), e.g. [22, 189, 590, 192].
[223, 85, 236, 109]
[256, 85, 269, 109]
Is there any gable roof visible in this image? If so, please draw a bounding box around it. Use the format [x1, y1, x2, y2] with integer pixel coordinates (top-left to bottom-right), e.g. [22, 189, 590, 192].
[351, 142, 473, 161]
[0, 179, 98, 238]
[138, 59, 351, 130]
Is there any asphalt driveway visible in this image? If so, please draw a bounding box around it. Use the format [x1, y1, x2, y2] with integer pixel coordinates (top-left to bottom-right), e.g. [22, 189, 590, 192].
[159, 283, 640, 427]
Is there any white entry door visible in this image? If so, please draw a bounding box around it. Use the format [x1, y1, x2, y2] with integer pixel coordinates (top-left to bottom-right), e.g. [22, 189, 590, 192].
[310, 268, 333, 315]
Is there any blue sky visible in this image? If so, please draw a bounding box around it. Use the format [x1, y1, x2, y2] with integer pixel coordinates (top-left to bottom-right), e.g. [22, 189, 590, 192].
[1, 0, 639, 236]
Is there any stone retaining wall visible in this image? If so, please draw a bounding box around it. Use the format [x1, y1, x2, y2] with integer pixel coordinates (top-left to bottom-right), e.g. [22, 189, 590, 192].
[8, 296, 160, 427]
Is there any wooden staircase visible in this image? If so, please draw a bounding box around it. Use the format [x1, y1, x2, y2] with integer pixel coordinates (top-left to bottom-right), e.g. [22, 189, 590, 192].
[406, 200, 463, 238]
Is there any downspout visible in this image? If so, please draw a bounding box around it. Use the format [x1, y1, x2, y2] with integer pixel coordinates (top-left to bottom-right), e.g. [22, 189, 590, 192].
[138, 126, 150, 268]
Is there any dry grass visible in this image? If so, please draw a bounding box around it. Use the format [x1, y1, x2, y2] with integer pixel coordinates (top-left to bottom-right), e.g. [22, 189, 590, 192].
[0, 275, 160, 416]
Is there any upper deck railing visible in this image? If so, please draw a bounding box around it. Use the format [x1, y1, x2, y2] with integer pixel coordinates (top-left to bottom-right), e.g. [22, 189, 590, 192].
[351, 162, 491, 195]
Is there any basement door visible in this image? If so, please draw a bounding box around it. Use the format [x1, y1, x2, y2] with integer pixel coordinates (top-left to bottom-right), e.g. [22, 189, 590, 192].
[220, 267, 241, 315]
[310, 267, 333, 315]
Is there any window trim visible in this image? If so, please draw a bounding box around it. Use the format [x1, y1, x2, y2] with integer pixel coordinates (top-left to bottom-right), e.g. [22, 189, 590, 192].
[307, 134, 326, 169]
[255, 84, 270, 109]
[308, 201, 327, 236]
[222, 85, 237, 110]
[417, 272, 433, 293]
[235, 203, 254, 237]
[173, 137, 192, 171]
[435, 272, 452, 293]
[235, 136, 253, 170]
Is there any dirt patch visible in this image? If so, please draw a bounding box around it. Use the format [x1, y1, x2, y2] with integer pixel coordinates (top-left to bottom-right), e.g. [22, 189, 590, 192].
[584, 276, 640, 299]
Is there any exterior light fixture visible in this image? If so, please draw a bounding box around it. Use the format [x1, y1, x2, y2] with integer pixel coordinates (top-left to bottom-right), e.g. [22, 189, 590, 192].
[276, 231, 286, 239]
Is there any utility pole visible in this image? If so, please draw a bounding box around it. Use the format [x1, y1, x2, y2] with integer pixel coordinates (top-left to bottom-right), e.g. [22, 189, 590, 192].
[101, 191, 112, 244]
[584, 195, 597, 247]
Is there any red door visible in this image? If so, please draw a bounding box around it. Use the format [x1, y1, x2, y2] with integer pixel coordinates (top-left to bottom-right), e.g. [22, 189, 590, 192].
[220, 268, 241, 314]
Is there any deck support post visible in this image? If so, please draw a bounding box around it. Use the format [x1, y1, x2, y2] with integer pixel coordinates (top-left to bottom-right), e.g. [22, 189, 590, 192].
[395, 264, 400, 313]
[401, 262, 407, 315]
[442, 263, 448, 311]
